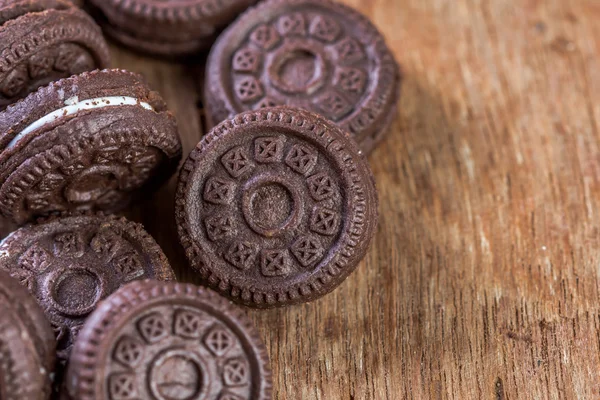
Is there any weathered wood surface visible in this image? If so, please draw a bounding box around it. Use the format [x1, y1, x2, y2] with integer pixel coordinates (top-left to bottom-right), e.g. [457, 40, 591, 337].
[4, 0, 600, 398]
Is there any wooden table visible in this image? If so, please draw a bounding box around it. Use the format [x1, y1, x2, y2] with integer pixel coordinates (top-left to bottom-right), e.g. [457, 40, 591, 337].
[3, 0, 600, 398]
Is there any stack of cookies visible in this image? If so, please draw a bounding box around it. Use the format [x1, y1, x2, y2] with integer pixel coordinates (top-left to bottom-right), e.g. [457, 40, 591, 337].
[0, 0, 400, 398]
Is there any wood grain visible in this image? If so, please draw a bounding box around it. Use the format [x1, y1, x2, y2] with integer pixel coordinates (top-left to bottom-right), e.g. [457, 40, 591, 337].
[4, 0, 600, 398]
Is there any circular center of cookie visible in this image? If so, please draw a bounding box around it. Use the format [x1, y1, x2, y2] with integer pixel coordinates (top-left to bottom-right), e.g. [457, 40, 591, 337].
[150, 350, 206, 400]
[50, 267, 103, 316]
[281, 50, 317, 87]
[242, 176, 302, 237]
[269, 42, 327, 95]
[64, 167, 121, 204]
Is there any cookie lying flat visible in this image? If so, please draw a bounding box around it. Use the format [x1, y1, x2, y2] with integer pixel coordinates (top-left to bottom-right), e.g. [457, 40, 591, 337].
[204, 0, 400, 154]
[0, 0, 110, 111]
[176, 107, 379, 308]
[0, 269, 56, 400]
[0, 69, 182, 224]
[87, 0, 257, 57]
[67, 280, 272, 400]
[0, 212, 176, 360]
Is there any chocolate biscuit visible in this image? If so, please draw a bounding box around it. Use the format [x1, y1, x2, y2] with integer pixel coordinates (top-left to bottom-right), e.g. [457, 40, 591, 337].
[0, 212, 176, 359]
[0, 0, 110, 110]
[0, 69, 182, 224]
[88, 0, 258, 57]
[204, 0, 400, 154]
[176, 107, 379, 307]
[67, 280, 272, 400]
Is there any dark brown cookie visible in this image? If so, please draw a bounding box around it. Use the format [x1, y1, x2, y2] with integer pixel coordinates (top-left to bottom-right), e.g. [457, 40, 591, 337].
[0, 69, 182, 224]
[0, 269, 56, 374]
[87, 0, 257, 57]
[0, 212, 176, 360]
[66, 280, 272, 400]
[0, 0, 110, 110]
[176, 107, 378, 308]
[204, 0, 400, 154]
[0, 270, 56, 400]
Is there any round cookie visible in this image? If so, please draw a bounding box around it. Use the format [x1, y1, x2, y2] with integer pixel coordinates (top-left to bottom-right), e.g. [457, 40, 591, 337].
[0, 0, 110, 111]
[0, 69, 182, 224]
[0, 212, 176, 360]
[87, 0, 258, 57]
[0, 271, 56, 400]
[0, 269, 56, 376]
[66, 280, 272, 400]
[176, 107, 379, 308]
[204, 0, 400, 154]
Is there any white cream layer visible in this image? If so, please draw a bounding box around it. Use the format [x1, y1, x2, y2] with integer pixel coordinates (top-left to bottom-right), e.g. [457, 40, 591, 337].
[7, 96, 154, 149]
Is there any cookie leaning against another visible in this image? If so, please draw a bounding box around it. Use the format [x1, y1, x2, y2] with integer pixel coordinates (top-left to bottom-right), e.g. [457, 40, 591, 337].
[0, 69, 182, 224]
[0, 0, 110, 111]
[0, 212, 176, 361]
[204, 0, 401, 154]
[0, 269, 56, 400]
[67, 280, 272, 400]
[87, 0, 258, 57]
[176, 107, 379, 308]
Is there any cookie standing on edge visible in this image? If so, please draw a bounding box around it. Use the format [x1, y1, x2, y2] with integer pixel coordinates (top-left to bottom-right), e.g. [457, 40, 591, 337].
[87, 0, 258, 57]
[0, 213, 176, 360]
[0, 0, 110, 111]
[0, 269, 56, 400]
[67, 280, 272, 400]
[0, 69, 182, 224]
[204, 0, 400, 154]
[176, 107, 379, 308]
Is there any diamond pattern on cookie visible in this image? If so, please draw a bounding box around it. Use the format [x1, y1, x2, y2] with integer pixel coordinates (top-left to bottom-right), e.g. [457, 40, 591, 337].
[291, 236, 324, 267]
[260, 249, 291, 277]
[221, 146, 254, 178]
[204, 325, 234, 357]
[203, 176, 236, 205]
[309, 15, 341, 42]
[235, 77, 264, 103]
[313, 90, 353, 121]
[306, 172, 336, 201]
[334, 67, 367, 97]
[223, 358, 250, 387]
[255, 136, 285, 163]
[250, 24, 281, 50]
[233, 48, 262, 73]
[285, 144, 318, 175]
[224, 242, 257, 270]
[205, 215, 236, 241]
[310, 207, 341, 236]
[113, 336, 144, 368]
[277, 12, 307, 36]
[137, 313, 168, 344]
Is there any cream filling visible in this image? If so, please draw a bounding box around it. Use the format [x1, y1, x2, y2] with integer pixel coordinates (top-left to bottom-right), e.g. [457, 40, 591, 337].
[7, 96, 154, 149]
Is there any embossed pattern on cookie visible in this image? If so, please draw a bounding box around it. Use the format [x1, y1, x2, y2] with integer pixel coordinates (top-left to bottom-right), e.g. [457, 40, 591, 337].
[0, 213, 175, 360]
[176, 107, 379, 308]
[205, 0, 401, 154]
[66, 280, 272, 400]
[0, 69, 182, 224]
[0, 0, 110, 110]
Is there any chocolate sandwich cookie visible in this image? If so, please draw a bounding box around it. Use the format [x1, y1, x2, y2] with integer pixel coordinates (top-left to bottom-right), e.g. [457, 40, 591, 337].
[0, 213, 176, 359]
[0, 0, 110, 111]
[176, 107, 378, 308]
[0, 69, 182, 224]
[87, 0, 257, 57]
[67, 280, 272, 400]
[204, 0, 400, 154]
[0, 270, 56, 400]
